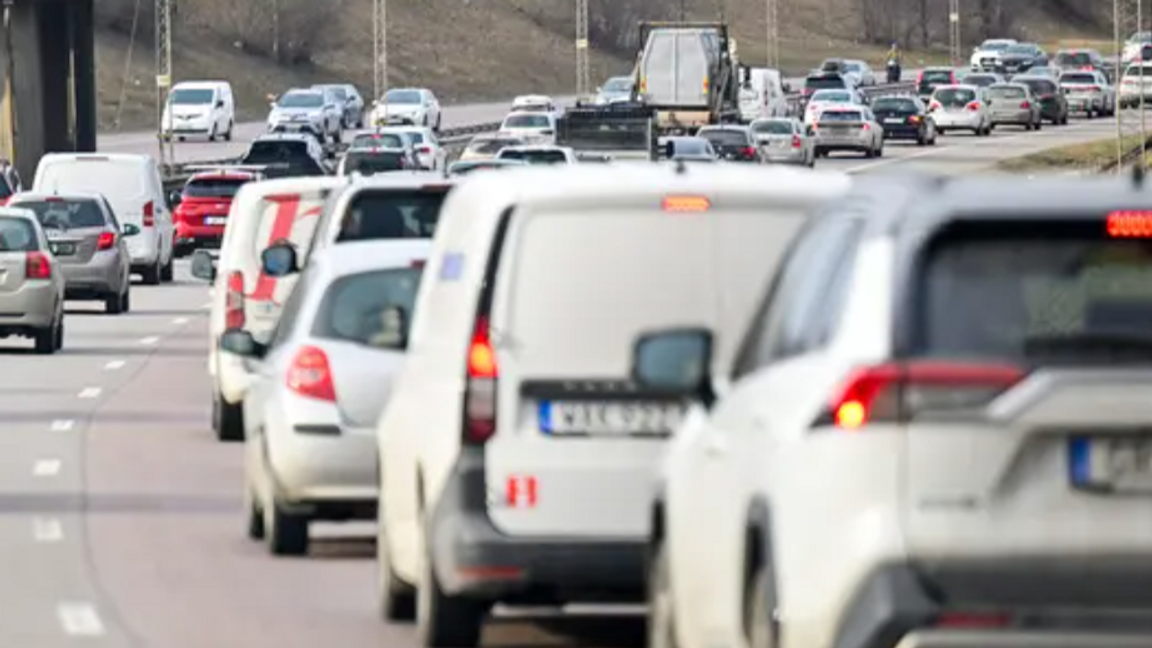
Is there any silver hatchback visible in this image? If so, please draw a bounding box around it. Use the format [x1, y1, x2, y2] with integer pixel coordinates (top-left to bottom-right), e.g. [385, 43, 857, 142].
[8, 192, 137, 314]
[0, 207, 65, 353]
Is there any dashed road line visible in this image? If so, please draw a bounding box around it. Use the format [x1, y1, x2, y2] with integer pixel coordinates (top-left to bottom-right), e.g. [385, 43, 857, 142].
[33, 459, 61, 477]
[33, 518, 63, 543]
[139, 336, 160, 345]
[57, 603, 105, 636]
[78, 387, 101, 399]
[49, 419, 74, 432]
[104, 360, 126, 371]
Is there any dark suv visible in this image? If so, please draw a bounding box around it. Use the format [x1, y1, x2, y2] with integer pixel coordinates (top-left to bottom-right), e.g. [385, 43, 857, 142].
[871, 95, 937, 145]
[1013, 75, 1069, 124]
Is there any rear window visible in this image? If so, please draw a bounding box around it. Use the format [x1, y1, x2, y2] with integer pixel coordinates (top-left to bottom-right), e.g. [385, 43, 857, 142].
[497, 149, 569, 164]
[245, 141, 309, 162]
[503, 114, 551, 128]
[872, 98, 918, 112]
[313, 267, 422, 348]
[184, 178, 248, 198]
[0, 217, 37, 251]
[351, 133, 405, 149]
[805, 76, 846, 90]
[935, 88, 976, 106]
[38, 160, 145, 196]
[1056, 52, 1092, 66]
[751, 120, 794, 135]
[1060, 73, 1097, 84]
[1020, 79, 1057, 95]
[342, 151, 406, 175]
[922, 70, 953, 84]
[988, 86, 1026, 99]
[819, 110, 863, 122]
[914, 219, 1152, 364]
[336, 190, 447, 241]
[13, 200, 105, 229]
[964, 75, 998, 86]
[700, 130, 749, 146]
[1125, 65, 1152, 76]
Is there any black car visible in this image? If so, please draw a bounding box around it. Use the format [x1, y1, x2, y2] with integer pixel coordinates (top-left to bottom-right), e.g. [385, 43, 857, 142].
[801, 73, 849, 109]
[997, 43, 1048, 74]
[697, 126, 760, 162]
[870, 95, 937, 145]
[240, 138, 327, 178]
[917, 67, 957, 98]
[1013, 75, 1069, 124]
[962, 72, 1004, 88]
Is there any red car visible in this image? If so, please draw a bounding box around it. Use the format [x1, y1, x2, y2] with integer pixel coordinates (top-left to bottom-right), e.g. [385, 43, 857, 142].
[173, 170, 257, 257]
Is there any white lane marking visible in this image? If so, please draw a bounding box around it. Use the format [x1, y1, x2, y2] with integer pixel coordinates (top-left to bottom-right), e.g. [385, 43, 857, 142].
[49, 419, 75, 432]
[33, 459, 61, 476]
[139, 336, 160, 345]
[33, 518, 63, 542]
[78, 387, 101, 399]
[57, 602, 105, 636]
[173, 317, 189, 325]
[104, 359, 126, 370]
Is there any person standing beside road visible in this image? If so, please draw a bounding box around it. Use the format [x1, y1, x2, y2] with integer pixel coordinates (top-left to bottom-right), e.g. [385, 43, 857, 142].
[886, 41, 903, 83]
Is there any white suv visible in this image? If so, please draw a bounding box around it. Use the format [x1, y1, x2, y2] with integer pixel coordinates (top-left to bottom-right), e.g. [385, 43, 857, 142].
[640, 174, 1152, 648]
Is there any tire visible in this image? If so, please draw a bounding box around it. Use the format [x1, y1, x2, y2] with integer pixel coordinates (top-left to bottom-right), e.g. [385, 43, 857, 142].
[160, 255, 174, 283]
[416, 535, 485, 647]
[246, 489, 265, 540]
[745, 565, 777, 648]
[208, 125, 217, 142]
[54, 315, 64, 350]
[648, 541, 679, 648]
[34, 316, 58, 355]
[1061, 114, 1069, 125]
[141, 258, 161, 285]
[1034, 121, 1041, 131]
[378, 524, 417, 622]
[265, 502, 309, 556]
[224, 121, 234, 142]
[105, 289, 124, 314]
[213, 390, 245, 442]
[875, 144, 883, 157]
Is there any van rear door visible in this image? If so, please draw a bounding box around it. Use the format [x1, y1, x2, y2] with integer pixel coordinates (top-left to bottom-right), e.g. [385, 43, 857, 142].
[641, 29, 710, 108]
[484, 197, 809, 538]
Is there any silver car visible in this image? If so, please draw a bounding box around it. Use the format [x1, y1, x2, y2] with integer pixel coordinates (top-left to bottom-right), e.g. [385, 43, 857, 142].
[986, 83, 1042, 130]
[1060, 69, 1116, 117]
[750, 117, 815, 166]
[0, 207, 65, 353]
[813, 105, 884, 158]
[223, 239, 429, 555]
[8, 192, 136, 314]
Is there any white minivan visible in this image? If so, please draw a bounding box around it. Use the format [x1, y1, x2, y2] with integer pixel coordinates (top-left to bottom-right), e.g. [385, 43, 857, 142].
[162, 80, 236, 142]
[32, 153, 175, 284]
[373, 163, 852, 647]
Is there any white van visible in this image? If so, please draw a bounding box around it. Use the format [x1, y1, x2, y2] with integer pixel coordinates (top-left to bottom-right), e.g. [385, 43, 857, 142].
[740, 67, 789, 121]
[190, 176, 348, 442]
[162, 81, 236, 142]
[373, 163, 853, 646]
[33, 153, 175, 284]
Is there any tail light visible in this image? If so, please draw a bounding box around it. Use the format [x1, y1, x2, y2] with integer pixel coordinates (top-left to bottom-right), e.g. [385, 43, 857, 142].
[815, 361, 1024, 431]
[417, 145, 432, 154]
[928, 100, 941, 111]
[702, 77, 710, 94]
[142, 200, 155, 226]
[861, 123, 871, 131]
[225, 270, 245, 329]
[1020, 101, 1031, 109]
[965, 101, 982, 111]
[916, 71, 925, 84]
[25, 251, 51, 279]
[463, 315, 498, 445]
[286, 345, 336, 402]
[96, 231, 116, 250]
[1089, 85, 1101, 92]
[791, 134, 801, 148]
[909, 115, 922, 123]
[742, 146, 757, 158]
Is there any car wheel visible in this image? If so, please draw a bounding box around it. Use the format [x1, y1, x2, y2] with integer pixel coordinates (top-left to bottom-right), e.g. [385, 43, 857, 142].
[245, 487, 265, 541]
[208, 124, 217, 142]
[1034, 120, 1042, 131]
[160, 254, 174, 283]
[120, 289, 131, 314]
[224, 121, 233, 142]
[34, 317, 58, 355]
[416, 534, 486, 648]
[104, 289, 124, 314]
[213, 389, 245, 442]
[141, 258, 161, 285]
[265, 501, 309, 556]
[649, 541, 679, 648]
[54, 314, 64, 351]
[378, 521, 417, 621]
[1061, 114, 1069, 125]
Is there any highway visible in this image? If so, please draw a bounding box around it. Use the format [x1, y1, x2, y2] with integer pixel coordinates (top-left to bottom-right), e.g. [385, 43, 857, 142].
[2, 92, 1131, 647]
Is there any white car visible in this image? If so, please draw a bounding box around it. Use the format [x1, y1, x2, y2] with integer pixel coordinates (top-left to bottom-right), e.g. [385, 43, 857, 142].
[494, 144, 577, 164]
[1123, 31, 1152, 65]
[373, 163, 852, 647]
[371, 88, 442, 131]
[842, 59, 876, 87]
[378, 126, 447, 171]
[162, 80, 235, 142]
[803, 88, 865, 125]
[641, 174, 1152, 648]
[970, 37, 1017, 70]
[266, 88, 343, 144]
[811, 105, 884, 158]
[226, 239, 429, 555]
[1060, 69, 1116, 117]
[511, 94, 559, 116]
[1119, 62, 1152, 108]
[498, 111, 557, 143]
[927, 84, 992, 135]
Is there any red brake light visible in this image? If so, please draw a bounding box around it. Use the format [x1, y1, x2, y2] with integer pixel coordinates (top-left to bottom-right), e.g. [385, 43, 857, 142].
[286, 345, 336, 402]
[936, 612, 1012, 629]
[916, 71, 924, 83]
[1089, 85, 1101, 92]
[965, 101, 981, 111]
[861, 123, 871, 131]
[821, 361, 1024, 431]
[417, 145, 432, 153]
[662, 195, 711, 213]
[928, 100, 941, 111]
[25, 251, 50, 279]
[463, 316, 498, 445]
[1020, 101, 1031, 109]
[742, 146, 757, 157]
[96, 231, 116, 250]
[142, 200, 155, 226]
[225, 270, 245, 329]
[909, 115, 922, 123]
[1107, 210, 1152, 238]
[791, 134, 801, 148]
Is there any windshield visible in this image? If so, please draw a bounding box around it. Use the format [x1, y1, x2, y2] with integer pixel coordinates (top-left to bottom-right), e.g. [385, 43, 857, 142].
[988, 86, 1026, 99]
[843, 62, 863, 72]
[169, 88, 214, 105]
[751, 120, 794, 135]
[603, 78, 632, 92]
[934, 88, 977, 106]
[183, 178, 249, 198]
[872, 98, 918, 112]
[351, 133, 405, 149]
[316, 86, 347, 100]
[818, 110, 864, 122]
[1130, 32, 1152, 44]
[805, 76, 846, 90]
[1005, 45, 1036, 55]
[497, 149, 569, 164]
[1125, 64, 1152, 76]
[1056, 52, 1092, 66]
[503, 114, 551, 128]
[313, 268, 423, 348]
[1061, 73, 1098, 84]
[342, 151, 407, 175]
[700, 130, 749, 146]
[0, 217, 37, 251]
[914, 219, 1152, 365]
[981, 41, 1013, 51]
[384, 89, 422, 104]
[922, 70, 953, 84]
[278, 92, 323, 108]
[811, 90, 851, 103]
[14, 199, 105, 229]
[337, 190, 448, 241]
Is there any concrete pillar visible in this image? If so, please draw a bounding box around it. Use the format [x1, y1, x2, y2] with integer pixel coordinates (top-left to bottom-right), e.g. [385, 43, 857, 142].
[0, 3, 14, 163]
[10, 0, 44, 181]
[38, 0, 72, 153]
[71, 0, 96, 151]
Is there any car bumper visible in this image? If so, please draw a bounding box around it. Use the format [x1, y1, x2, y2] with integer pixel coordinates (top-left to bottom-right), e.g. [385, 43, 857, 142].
[1066, 95, 1103, 111]
[760, 148, 807, 164]
[59, 254, 122, 297]
[164, 118, 213, 134]
[374, 114, 422, 126]
[989, 110, 1033, 124]
[880, 124, 922, 139]
[814, 134, 871, 150]
[427, 448, 646, 603]
[269, 122, 322, 136]
[0, 280, 58, 330]
[932, 112, 982, 128]
[175, 222, 225, 247]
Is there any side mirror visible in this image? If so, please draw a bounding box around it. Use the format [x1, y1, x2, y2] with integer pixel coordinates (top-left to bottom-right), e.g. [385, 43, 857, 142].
[220, 328, 266, 359]
[782, 83, 792, 93]
[631, 328, 716, 408]
[190, 249, 217, 281]
[261, 242, 299, 277]
[216, 100, 225, 109]
[121, 223, 141, 237]
[372, 305, 408, 349]
[168, 190, 182, 206]
[664, 141, 676, 158]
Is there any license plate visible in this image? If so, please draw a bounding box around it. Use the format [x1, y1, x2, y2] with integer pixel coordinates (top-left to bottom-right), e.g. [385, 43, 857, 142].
[1069, 436, 1152, 491]
[204, 216, 227, 226]
[538, 400, 685, 436]
[884, 118, 905, 124]
[50, 242, 75, 255]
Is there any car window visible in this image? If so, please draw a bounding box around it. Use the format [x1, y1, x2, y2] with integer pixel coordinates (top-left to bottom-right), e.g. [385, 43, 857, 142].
[0, 217, 38, 251]
[13, 199, 106, 230]
[911, 218, 1152, 366]
[496, 149, 569, 164]
[169, 88, 214, 105]
[337, 189, 447, 241]
[1021, 79, 1057, 95]
[751, 120, 794, 135]
[805, 77, 846, 90]
[184, 177, 250, 198]
[342, 151, 408, 175]
[872, 98, 918, 112]
[700, 130, 749, 146]
[313, 267, 423, 348]
[818, 110, 864, 122]
[935, 88, 976, 106]
[922, 70, 953, 83]
[266, 270, 314, 351]
[1060, 73, 1097, 84]
[352, 133, 405, 149]
[503, 114, 551, 128]
[279, 92, 323, 108]
[812, 91, 851, 102]
[988, 86, 1026, 99]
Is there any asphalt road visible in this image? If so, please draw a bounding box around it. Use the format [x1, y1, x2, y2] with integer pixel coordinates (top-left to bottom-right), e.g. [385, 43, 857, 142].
[0, 103, 1135, 647]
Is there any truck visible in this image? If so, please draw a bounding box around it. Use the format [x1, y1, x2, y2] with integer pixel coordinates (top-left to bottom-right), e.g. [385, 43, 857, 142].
[633, 21, 740, 134]
[554, 104, 659, 161]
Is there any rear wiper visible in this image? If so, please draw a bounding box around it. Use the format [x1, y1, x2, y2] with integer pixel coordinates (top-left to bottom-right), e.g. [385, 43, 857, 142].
[1023, 332, 1152, 357]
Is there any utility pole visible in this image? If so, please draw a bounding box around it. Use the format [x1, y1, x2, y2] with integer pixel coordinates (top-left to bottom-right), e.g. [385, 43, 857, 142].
[272, 0, 280, 62]
[575, 0, 591, 97]
[0, 0, 15, 163]
[1116, 0, 1143, 171]
[765, 0, 779, 68]
[155, 0, 173, 171]
[372, 0, 387, 102]
[948, 0, 961, 67]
